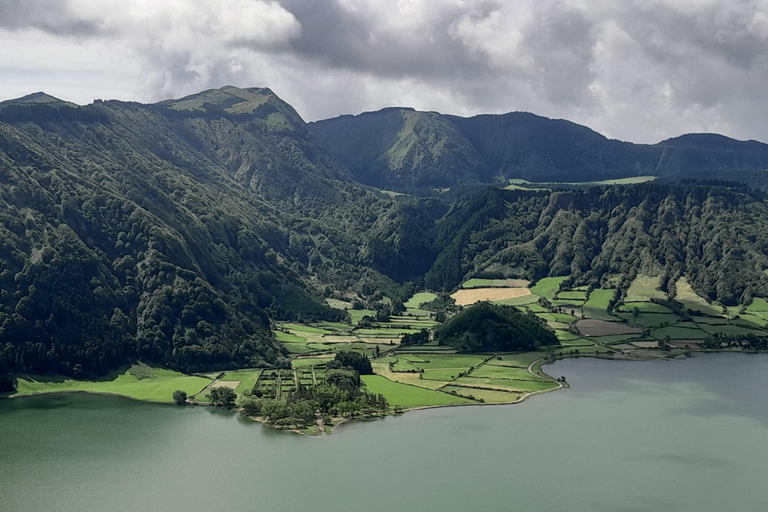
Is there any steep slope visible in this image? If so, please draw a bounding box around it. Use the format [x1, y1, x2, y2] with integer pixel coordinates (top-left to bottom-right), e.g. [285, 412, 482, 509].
[311, 108, 768, 189]
[309, 108, 488, 188]
[421, 183, 768, 306]
[0, 86, 403, 379]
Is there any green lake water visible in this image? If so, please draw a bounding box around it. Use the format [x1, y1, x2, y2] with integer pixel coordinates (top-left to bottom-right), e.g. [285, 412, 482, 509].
[2, 353, 768, 512]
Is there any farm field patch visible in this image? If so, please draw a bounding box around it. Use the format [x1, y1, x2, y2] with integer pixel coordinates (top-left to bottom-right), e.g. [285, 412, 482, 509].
[12, 364, 211, 403]
[441, 385, 522, 403]
[404, 292, 438, 308]
[451, 287, 532, 306]
[625, 275, 666, 302]
[361, 375, 471, 407]
[577, 319, 643, 336]
[530, 277, 568, 300]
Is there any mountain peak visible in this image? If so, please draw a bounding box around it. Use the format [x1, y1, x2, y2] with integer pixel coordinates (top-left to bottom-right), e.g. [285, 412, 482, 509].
[0, 92, 76, 108]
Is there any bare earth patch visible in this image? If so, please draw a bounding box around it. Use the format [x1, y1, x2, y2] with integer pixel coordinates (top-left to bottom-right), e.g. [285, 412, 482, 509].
[209, 380, 239, 390]
[452, 287, 532, 306]
[505, 279, 531, 287]
[577, 319, 643, 336]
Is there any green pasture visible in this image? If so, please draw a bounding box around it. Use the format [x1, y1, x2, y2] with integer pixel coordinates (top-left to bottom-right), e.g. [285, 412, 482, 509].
[551, 299, 585, 308]
[404, 292, 438, 308]
[222, 370, 262, 394]
[530, 277, 568, 300]
[410, 353, 488, 368]
[291, 357, 334, 367]
[361, 375, 472, 407]
[557, 291, 587, 300]
[490, 352, 544, 367]
[747, 298, 768, 313]
[618, 302, 673, 314]
[739, 314, 768, 327]
[555, 344, 613, 355]
[462, 278, 505, 288]
[675, 277, 723, 316]
[650, 324, 707, 340]
[274, 330, 307, 343]
[13, 364, 211, 403]
[421, 369, 463, 381]
[281, 323, 332, 334]
[625, 275, 665, 302]
[584, 289, 615, 310]
[472, 364, 534, 380]
[699, 324, 766, 337]
[536, 312, 577, 323]
[282, 342, 315, 354]
[617, 312, 683, 328]
[325, 298, 352, 310]
[348, 309, 376, 325]
[441, 385, 522, 403]
[492, 294, 540, 306]
[589, 334, 643, 344]
[555, 330, 581, 341]
[455, 376, 557, 392]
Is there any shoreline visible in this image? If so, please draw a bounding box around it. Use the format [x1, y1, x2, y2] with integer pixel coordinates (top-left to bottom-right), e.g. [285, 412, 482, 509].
[2, 349, 760, 436]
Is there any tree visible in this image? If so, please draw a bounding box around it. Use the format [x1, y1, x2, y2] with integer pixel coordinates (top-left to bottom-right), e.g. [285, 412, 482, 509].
[209, 387, 237, 407]
[172, 389, 187, 405]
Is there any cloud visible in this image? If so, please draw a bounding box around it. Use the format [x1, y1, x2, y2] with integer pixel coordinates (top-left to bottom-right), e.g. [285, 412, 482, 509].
[1, 0, 768, 144]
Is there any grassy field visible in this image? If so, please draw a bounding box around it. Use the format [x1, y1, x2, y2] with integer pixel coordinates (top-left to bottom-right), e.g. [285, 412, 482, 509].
[12, 364, 211, 403]
[455, 376, 557, 392]
[650, 324, 707, 340]
[404, 292, 437, 308]
[441, 385, 521, 403]
[625, 275, 666, 302]
[747, 298, 768, 313]
[451, 287, 532, 306]
[348, 309, 376, 325]
[675, 277, 723, 316]
[274, 331, 307, 343]
[492, 295, 540, 306]
[222, 370, 262, 394]
[583, 289, 615, 310]
[361, 375, 472, 407]
[530, 277, 568, 300]
[462, 278, 503, 288]
[557, 291, 588, 300]
[281, 323, 332, 333]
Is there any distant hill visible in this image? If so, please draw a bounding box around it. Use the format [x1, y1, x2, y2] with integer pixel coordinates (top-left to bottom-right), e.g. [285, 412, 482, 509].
[310, 109, 768, 190]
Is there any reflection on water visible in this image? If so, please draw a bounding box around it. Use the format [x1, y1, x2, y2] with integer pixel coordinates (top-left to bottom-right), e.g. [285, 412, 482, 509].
[2, 353, 768, 512]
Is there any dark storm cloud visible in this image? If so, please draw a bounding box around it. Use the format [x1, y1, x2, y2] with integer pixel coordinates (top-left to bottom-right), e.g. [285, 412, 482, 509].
[2, 0, 768, 143]
[277, 0, 493, 80]
[0, 0, 103, 36]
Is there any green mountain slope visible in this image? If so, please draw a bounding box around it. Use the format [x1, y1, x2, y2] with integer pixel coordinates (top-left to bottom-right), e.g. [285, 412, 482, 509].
[310, 109, 768, 189]
[0, 86, 405, 379]
[421, 183, 768, 306]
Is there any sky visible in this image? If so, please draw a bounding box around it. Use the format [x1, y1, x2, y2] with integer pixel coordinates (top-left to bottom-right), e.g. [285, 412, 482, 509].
[1, 0, 768, 144]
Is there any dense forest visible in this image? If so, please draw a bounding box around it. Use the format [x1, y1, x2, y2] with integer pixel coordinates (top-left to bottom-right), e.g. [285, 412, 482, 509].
[2, 86, 768, 387]
[435, 303, 559, 352]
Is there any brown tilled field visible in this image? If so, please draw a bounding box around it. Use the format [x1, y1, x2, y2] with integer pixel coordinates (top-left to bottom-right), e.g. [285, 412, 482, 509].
[451, 287, 532, 306]
[576, 319, 643, 336]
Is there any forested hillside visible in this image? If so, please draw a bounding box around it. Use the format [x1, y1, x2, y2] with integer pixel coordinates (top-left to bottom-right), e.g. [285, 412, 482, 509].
[0, 86, 408, 381]
[419, 183, 768, 305]
[310, 108, 768, 190]
[3, 86, 768, 389]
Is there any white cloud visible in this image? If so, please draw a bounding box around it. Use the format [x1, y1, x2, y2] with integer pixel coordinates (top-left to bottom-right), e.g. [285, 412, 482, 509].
[2, 0, 768, 144]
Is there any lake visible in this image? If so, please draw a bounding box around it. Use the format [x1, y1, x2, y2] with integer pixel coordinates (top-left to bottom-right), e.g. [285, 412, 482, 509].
[2, 353, 768, 512]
